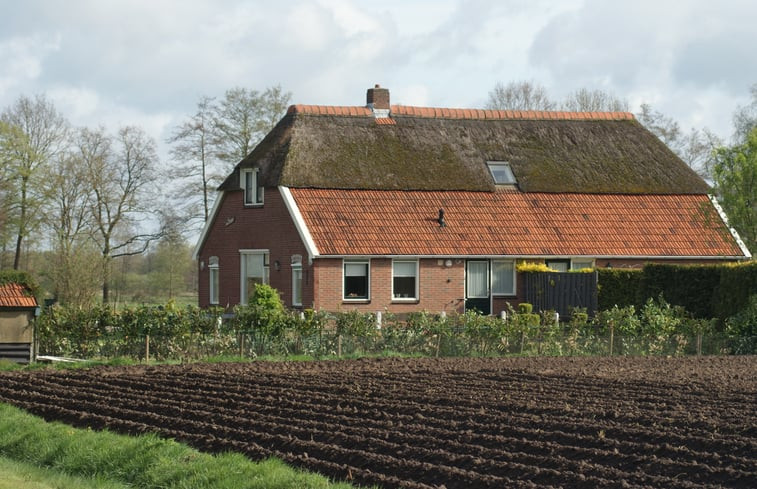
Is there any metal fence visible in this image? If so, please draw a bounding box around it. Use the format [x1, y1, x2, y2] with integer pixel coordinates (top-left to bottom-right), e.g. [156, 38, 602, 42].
[36, 328, 756, 362]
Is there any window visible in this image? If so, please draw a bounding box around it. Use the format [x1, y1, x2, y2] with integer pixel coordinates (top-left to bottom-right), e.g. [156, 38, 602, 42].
[240, 250, 269, 303]
[241, 168, 263, 205]
[208, 256, 219, 305]
[343, 260, 369, 300]
[487, 162, 517, 185]
[546, 260, 570, 272]
[292, 265, 303, 306]
[392, 260, 418, 300]
[491, 260, 515, 295]
[571, 259, 594, 270]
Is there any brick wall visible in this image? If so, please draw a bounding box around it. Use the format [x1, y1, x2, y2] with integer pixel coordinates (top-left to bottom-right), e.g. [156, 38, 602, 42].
[313, 258, 465, 314]
[196, 188, 310, 309]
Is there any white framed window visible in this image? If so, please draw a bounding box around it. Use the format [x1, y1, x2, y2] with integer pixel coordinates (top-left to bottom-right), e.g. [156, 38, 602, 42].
[571, 259, 595, 270]
[392, 260, 418, 301]
[491, 259, 515, 296]
[208, 256, 219, 305]
[546, 259, 570, 272]
[292, 265, 303, 307]
[240, 250, 269, 304]
[241, 168, 263, 205]
[343, 260, 369, 300]
[487, 161, 517, 185]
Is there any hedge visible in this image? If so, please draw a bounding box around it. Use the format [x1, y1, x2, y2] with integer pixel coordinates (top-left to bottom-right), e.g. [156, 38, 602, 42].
[598, 262, 757, 325]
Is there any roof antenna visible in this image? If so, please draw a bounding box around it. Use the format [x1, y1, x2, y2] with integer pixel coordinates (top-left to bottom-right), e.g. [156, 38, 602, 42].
[438, 209, 446, 228]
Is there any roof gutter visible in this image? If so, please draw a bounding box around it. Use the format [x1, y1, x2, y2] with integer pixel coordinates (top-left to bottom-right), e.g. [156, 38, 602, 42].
[279, 186, 320, 263]
[312, 254, 750, 260]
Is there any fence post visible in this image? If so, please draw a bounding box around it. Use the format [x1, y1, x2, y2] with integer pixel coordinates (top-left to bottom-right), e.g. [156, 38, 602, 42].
[239, 333, 245, 357]
[609, 323, 614, 356]
[337, 335, 342, 357]
[145, 334, 150, 363]
[697, 332, 702, 356]
[435, 334, 441, 358]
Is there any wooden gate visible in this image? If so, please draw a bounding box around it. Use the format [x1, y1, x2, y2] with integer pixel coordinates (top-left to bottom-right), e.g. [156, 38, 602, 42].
[522, 271, 598, 318]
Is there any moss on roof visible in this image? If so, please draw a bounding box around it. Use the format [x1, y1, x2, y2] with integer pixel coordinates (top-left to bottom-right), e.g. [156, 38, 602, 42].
[219, 110, 710, 194]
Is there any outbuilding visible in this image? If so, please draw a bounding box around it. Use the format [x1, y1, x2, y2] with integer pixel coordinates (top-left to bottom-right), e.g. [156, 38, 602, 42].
[0, 281, 38, 363]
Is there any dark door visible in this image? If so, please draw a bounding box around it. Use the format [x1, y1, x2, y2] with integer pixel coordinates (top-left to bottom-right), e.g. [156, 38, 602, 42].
[465, 260, 490, 314]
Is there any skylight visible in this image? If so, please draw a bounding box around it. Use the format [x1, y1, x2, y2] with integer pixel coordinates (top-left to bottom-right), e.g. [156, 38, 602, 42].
[487, 162, 517, 185]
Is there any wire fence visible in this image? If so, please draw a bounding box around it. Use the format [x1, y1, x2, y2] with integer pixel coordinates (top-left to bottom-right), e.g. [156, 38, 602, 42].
[36, 327, 757, 362]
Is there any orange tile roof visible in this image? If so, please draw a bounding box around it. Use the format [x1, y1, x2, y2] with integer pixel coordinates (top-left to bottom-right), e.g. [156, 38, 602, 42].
[0, 283, 38, 308]
[290, 189, 745, 258]
[287, 104, 635, 121]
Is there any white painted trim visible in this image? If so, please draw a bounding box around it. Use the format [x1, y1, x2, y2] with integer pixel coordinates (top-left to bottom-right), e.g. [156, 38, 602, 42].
[279, 186, 319, 263]
[192, 190, 225, 260]
[709, 194, 752, 258]
[313, 253, 748, 260]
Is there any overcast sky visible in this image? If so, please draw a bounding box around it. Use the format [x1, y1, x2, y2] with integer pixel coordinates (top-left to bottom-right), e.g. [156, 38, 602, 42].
[2, 0, 756, 162]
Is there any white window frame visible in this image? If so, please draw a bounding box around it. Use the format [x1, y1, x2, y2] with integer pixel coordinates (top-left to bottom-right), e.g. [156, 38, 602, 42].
[208, 256, 219, 305]
[571, 259, 595, 270]
[392, 259, 419, 301]
[239, 250, 269, 304]
[491, 259, 516, 296]
[292, 264, 303, 307]
[241, 168, 264, 206]
[486, 161, 517, 185]
[343, 259, 370, 301]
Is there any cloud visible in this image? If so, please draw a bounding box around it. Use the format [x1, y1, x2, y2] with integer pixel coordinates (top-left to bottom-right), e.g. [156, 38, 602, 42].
[0, 34, 60, 94]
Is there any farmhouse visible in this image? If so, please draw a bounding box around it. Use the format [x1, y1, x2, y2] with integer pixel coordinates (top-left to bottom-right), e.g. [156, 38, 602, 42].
[194, 84, 750, 315]
[0, 281, 38, 363]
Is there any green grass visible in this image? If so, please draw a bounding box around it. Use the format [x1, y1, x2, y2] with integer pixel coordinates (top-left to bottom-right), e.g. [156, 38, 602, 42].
[0, 403, 358, 489]
[0, 456, 131, 489]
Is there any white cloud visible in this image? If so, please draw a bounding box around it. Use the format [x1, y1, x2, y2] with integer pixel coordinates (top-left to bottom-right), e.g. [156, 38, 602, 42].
[0, 34, 60, 94]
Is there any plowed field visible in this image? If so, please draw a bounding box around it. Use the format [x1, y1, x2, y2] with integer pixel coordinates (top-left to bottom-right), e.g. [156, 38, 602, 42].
[1, 356, 755, 488]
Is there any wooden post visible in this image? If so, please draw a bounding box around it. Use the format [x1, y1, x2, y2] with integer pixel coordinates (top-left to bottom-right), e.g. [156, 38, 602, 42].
[520, 331, 525, 355]
[239, 333, 245, 358]
[145, 334, 150, 363]
[608, 323, 614, 356]
[337, 335, 342, 357]
[435, 334, 441, 358]
[697, 332, 702, 356]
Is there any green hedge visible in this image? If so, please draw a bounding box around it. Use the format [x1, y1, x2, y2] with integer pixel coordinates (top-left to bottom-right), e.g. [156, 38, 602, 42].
[598, 262, 757, 325]
[597, 269, 642, 310]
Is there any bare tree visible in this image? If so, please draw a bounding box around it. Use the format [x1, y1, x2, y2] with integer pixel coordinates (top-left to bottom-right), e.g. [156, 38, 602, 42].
[212, 85, 292, 168]
[43, 144, 101, 305]
[733, 83, 757, 144]
[0, 94, 69, 270]
[637, 103, 721, 177]
[485, 80, 556, 111]
[82, 126, 163, 303]
[562, 88, 629, 112]
[167, 96, 221, 226]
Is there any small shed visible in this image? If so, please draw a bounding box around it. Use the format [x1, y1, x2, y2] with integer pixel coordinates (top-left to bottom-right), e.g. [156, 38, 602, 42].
[0, 282, 38, 363]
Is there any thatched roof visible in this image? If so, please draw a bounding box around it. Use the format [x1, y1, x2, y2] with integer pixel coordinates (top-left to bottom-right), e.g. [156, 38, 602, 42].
[219, 105, 709, 194]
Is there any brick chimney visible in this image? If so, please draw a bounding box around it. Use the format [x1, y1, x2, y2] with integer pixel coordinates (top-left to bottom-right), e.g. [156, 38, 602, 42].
[366, 84, 390, 117]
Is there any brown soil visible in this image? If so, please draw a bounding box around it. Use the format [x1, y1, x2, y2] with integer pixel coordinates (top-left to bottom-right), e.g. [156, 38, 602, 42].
[1, 356, 755, 488]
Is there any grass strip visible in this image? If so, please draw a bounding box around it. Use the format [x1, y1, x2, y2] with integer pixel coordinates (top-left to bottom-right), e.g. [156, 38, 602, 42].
[0, 403, 357, 489]
[0, 455, 131, 489]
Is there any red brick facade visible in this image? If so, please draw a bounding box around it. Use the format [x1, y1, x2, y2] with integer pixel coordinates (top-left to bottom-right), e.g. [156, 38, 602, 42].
[197, 187, 742, 315]
[196, 188, 311, 309]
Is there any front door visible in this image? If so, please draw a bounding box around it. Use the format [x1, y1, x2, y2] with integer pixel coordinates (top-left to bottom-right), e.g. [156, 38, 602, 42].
[465, 260, 490, 314]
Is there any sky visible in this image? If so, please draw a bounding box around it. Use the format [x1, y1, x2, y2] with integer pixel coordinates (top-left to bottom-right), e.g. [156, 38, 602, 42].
[1, 0, 756, 163]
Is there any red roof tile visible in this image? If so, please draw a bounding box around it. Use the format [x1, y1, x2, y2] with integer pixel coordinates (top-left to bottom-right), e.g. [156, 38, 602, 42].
[287, 104, 635, 121]
[290, 189, 745, 258]
[0, 283, 37, 308]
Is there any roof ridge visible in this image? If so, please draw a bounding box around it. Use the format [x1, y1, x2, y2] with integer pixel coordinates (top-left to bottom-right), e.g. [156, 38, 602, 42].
[287, 104, 635, 121]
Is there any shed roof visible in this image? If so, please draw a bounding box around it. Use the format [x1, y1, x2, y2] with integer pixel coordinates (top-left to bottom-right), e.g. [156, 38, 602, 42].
[220, 105, 709, 195]
[289, 189, 746, 258]
[0, 283, 38, 308]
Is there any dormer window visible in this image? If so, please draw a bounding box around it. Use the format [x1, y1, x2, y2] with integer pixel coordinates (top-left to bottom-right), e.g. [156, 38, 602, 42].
[241, 168, 263, 205]
[487, 162, 517, 186]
